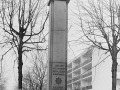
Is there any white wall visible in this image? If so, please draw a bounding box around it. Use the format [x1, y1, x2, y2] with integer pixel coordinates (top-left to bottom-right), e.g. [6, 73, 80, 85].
[92, 48, 112, 90]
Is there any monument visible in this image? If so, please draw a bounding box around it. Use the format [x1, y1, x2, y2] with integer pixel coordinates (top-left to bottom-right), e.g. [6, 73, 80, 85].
[48, 0, 70, 90]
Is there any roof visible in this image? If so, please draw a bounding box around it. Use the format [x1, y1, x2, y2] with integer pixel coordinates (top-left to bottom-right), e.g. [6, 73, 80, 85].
[67, 46, 95, 64]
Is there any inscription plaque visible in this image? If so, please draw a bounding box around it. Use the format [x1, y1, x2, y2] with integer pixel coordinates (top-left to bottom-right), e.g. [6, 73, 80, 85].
[52, 62, 66, 90]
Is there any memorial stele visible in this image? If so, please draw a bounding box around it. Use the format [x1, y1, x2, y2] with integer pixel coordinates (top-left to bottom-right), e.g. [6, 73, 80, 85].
[48, 0, 70, 90]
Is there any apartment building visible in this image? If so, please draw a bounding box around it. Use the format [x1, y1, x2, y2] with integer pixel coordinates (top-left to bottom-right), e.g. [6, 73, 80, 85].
[67, 46, 120, 90]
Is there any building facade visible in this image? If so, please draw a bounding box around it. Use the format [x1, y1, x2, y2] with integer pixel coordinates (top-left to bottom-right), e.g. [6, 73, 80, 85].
[67, 46, 120, 90]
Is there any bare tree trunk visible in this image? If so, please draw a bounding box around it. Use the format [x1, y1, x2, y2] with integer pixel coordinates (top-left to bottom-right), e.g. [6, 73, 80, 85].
[18, 32, 23, 90]
[111, 47, 118, 90]
[40, 83, 43, 90]
[112, 56, 118, 90]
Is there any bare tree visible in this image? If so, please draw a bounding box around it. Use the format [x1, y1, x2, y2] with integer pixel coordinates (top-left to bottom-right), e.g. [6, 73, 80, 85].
[0, 66, 6, 90]
[75, 0, 120, 90]
[0, 0, 48, 89]
[0, 73, 5, 90]
[22, 51, 47, 90]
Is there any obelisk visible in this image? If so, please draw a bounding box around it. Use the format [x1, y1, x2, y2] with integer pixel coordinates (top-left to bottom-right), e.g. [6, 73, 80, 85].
[48, 0, 69, 90]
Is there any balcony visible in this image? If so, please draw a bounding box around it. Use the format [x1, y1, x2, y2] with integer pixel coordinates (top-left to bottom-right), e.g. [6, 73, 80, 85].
[67, 62, 72, 70]
[67, 79, 72, 84]
[82, 58, 92, 66]
[67, 69, 72, 74]
[74, 88, 81, 90]
[73, 64, 81, 71]
[82, 71, 92, 79]
[72, 75, 81, 82]
[82, 85, 92, 90]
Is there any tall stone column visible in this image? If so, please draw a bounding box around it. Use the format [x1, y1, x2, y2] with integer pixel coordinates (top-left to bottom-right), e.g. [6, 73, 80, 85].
[48, 0, 69, 90]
